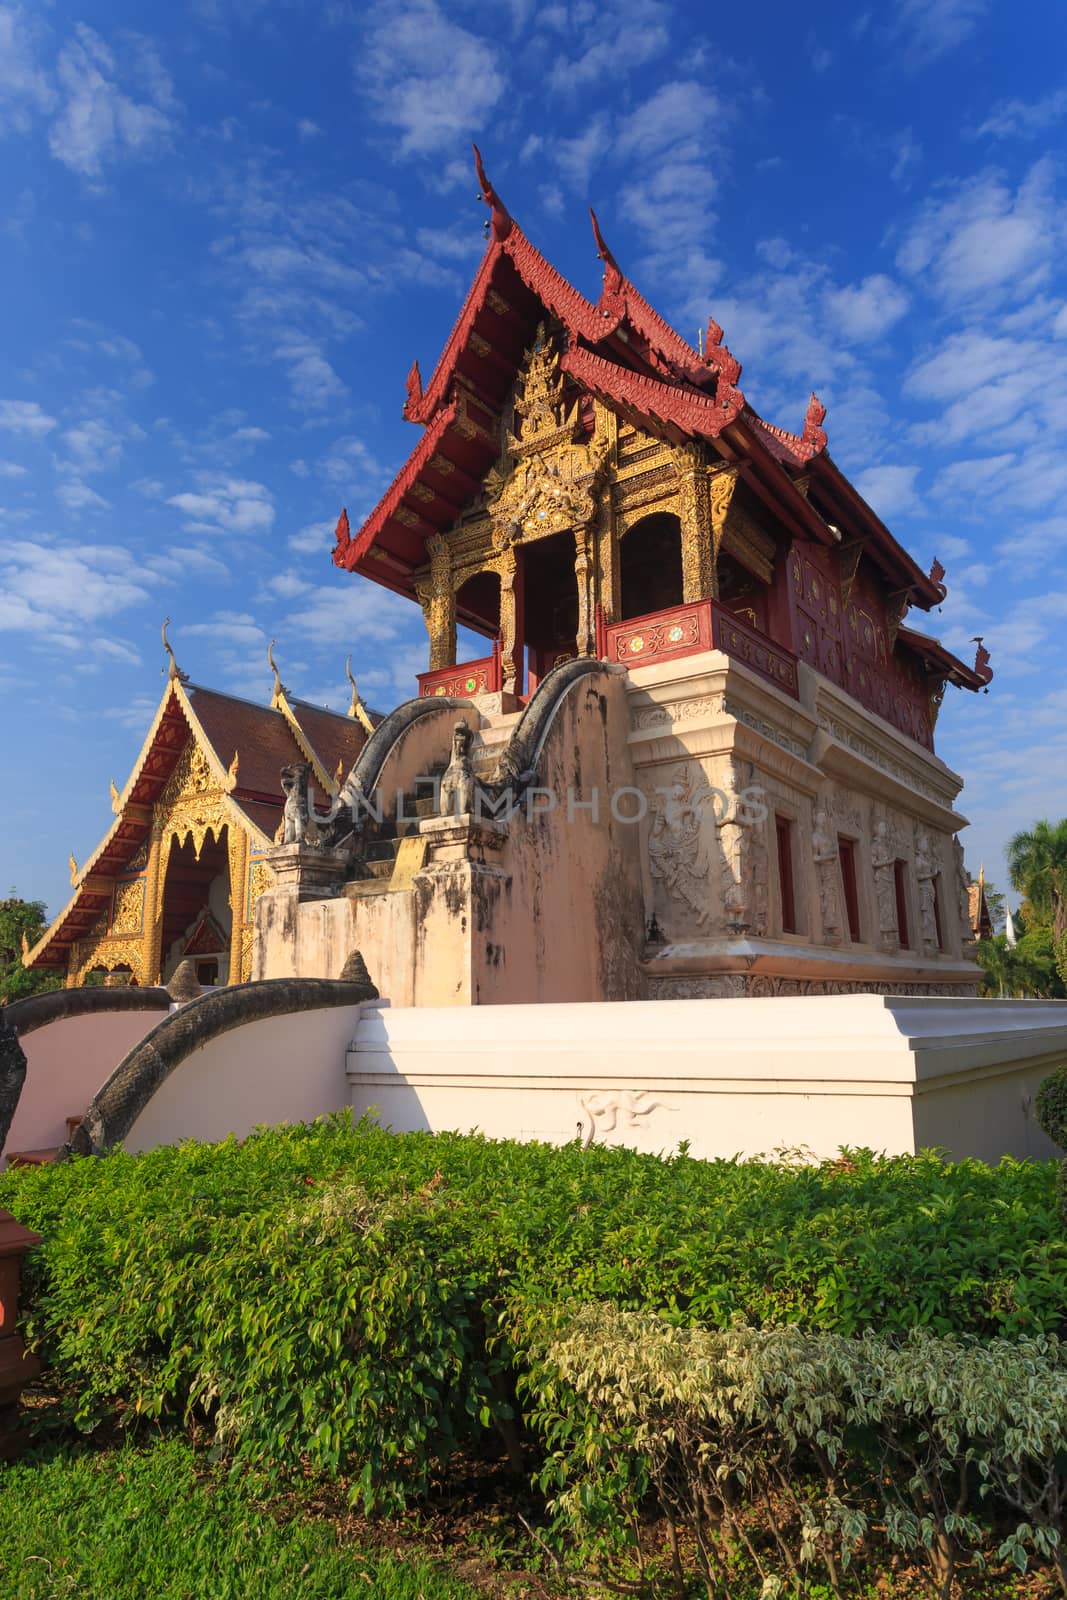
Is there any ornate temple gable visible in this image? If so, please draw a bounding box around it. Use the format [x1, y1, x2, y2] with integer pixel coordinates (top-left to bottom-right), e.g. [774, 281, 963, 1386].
[24, 652, 369, 979]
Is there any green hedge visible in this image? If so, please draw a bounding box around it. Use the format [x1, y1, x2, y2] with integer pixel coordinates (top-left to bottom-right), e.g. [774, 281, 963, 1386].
[1, 1116, 1064, 1510]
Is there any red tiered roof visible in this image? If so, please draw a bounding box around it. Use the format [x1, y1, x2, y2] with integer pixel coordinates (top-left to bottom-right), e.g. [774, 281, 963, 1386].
[334, 149, 979, 693]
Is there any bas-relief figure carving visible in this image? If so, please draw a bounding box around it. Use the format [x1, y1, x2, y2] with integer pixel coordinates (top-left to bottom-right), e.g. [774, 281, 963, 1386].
[915, 829, 940, 953]
[953, 835, 974, 948]
[647, 765, 715, 931]
[716, 760, 766, 936]
[578, 1088, 675, 1149]
[870, 817, 899, 951]
[812, 807, 843, 944]
[440, 719, 476, 817]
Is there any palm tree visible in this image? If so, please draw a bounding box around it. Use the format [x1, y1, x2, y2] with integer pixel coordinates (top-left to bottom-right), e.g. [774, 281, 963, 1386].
[1006, 819, 1067, 941]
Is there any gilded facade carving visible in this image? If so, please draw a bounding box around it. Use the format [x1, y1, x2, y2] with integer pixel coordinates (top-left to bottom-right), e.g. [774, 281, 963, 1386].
[110, 877, 145, 935]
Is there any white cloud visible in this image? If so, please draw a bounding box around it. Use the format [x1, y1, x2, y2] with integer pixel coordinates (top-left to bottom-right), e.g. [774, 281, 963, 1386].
[0, 461, 27, 478]
[971, 89, 1067, 141]
[56, 479, 110, 512]
[62, 417, 124, 474]
[179, 610, 266, 650]
[48, 25, 178, 179]
[287, 580, 416, 645]
[287, 519, 336, 555]
[897, 159, 1062, 304]
[167, 476, 274, 536]
[822, 274, 909, 342]
[0, 399, 56, 437]
[553, 114, 610, 192]
[0, 4, 54, 133]
[891, 0, 991, 63]
[546, 0, 669, 93]
[854, 464, 921, 519]
[274, 337, 345, 410]
[361, 0, 505, 156]
[0, 538, 149, 637]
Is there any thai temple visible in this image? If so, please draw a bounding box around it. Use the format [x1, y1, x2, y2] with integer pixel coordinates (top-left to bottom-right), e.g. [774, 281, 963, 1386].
[12, 153, 1067, 1176]
[26, 150, 994, 1008]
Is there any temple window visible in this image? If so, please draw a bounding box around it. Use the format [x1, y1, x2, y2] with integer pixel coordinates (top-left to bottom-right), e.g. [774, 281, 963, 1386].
[894, 860, 911, 948]
[455, 569, 501, 641]
[838, 836, 862, 942]
[718, 551, 768, 633]
[619, 512, 684, 621]
[525, 530, 580, 679]
[775, 815, 797, 933]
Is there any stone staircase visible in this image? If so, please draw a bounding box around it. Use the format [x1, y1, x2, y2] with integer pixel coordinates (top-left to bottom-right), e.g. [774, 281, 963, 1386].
[345, 708, 524, 899]
[4, 1116, 82, 1168]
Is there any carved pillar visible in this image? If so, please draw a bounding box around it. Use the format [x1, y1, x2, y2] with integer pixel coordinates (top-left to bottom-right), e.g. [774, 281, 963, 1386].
[140, 821, 165, 986]
[594, 403, 619, 627]
[497, 546, 519, 695]
[226, 826, 248, 986]
[420, 535, 456, 671]
[574, 523, 596, 657]
[676, 443, 720, 603]
[708, 467, 739, 600]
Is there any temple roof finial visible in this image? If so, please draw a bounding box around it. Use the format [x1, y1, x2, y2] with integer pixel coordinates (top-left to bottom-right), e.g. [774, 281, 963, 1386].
[161, 617, 188, 683]
[333, 507, 351, 559]
[473, 144, 512, 241]
[972, 636, 992, 683]
[802, 392, 828, 453]
[268, 639, 288, 709]
[404, 359, 423, 419]
[346, 655, 375, 735]
[589, 207, 623, 296]
[69, 851, 78, 885]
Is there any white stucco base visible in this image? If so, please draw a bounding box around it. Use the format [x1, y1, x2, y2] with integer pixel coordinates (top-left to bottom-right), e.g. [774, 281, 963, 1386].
[347, 996, 1067, 1164]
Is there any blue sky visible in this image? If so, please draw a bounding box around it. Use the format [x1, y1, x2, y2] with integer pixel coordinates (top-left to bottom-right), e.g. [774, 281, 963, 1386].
[1, 0, 1064, 920]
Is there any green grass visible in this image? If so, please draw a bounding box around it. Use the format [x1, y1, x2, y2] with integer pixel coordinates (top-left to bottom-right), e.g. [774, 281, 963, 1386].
[0, 1437, 481, 1600]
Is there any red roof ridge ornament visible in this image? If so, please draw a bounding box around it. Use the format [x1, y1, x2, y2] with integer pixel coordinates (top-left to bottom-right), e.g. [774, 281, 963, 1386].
[928, 557, 947, 600]
[802, 392, 828, 454]
[403, 359, 423, 421]
[972, 636, 993, 684]
[333, 507, 351, 560]
[473, 144, 512, 241]
[589, 207, 626, 325]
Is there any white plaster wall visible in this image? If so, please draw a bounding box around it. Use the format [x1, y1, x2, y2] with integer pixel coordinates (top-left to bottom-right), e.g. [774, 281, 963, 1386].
[348, 996, 1067, 1164]
[123, 1004, 366, 1154]
[2, 1009, 167, 1165]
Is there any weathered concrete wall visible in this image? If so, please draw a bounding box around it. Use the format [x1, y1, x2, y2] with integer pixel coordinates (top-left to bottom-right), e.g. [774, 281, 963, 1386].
[348, 995, 1067, 1165]
[458, 668, 647, 1004]
[2, 1007, 169, 1166]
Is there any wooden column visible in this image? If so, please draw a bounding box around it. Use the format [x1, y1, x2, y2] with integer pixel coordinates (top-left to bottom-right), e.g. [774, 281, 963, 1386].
[422, 535, 456, 671]
[140, 821, 165, 987]
[574, 523, 596, 657]
[227, 827, 249, 986]
[676, 444, 726, 603]
[497, 546, 520, 695]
